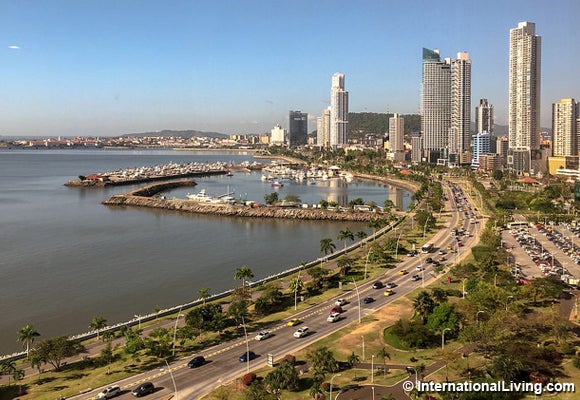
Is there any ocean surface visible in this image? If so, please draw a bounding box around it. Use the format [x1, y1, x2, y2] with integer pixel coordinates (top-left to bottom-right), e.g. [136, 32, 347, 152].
[0, 149, 411, 355]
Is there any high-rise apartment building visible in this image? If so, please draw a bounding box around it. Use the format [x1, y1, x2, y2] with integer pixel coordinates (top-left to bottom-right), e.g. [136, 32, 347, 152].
[552, 98, 578, 157]
[330, 72, 349, 148]
[471, 131, 491, 168]
[270, 124, 286, 146]
[421, 48, 451, 158]
[449, 52, 472, 158]
[475, 99, 494, 134]
[509, 21, 541, 151]
[316, 108, 331, 148]
[389, 113, 405, 162]
[288, 110, 308, 147]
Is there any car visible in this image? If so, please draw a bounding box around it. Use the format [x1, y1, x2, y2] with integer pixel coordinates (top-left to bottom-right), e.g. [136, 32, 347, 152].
[131, 382, 154, 397]
[327, 312, 342, 322]
[187, 355, 206, 368]
[372, 281, 384, 289]
[425, 257, 433, 263]
[440, 256, 447, 261]
[287, 318, 301, 326]
[438, 250, 446, 255]
[293, 327, 309, 338]
[239, 351, 257, 362]
[446, 245, 453, 251]
[398, 269, 408, 275]
[416, 265, 424, 271]
[335, 298, 347, 306]
[363, 297, 375, 304]
[385, 282, 397, 289]
[411, 274, 421, 281]
[255, 330, 272, 341]
[457, 242, 464, 247]
[97, 385, 121, 399]
[330, 305, 344, 314]
[384, 289, 395, 296]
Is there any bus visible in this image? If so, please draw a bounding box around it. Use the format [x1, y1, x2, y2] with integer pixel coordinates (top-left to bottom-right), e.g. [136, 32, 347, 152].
[507, 221, 529, 230]
[421, 243, 433, 254]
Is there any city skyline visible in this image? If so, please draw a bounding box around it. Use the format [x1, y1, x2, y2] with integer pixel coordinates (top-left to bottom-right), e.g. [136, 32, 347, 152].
[1, 0, 579, 137]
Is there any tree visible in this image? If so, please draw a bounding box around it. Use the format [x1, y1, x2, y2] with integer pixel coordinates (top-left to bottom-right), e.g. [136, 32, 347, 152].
[265, 360, 300, 397]
[426, 302, 460, 334]
[17, 324, 40, 358]
[320, 238, 336, 256]
[1, 359, 16, 386]
[383, 199, 395, 212]
[337, 227, 355, 251]
[234, 265, 254, 291]
[368, 218, 386, 237]
[31, 336, 84, 371]
[308, 266, 329, 289]
[264, 192, 279, 205]
[356, 230, 368, 242]
[89, 315, 107, 340]
[199, 287, 211, 305]
[347, 351, 360, 368]
[307, 347, 339, 380]
[413, 291, 435, 324]
[377, 347, 391, 372]
[337, 257, 354, 275]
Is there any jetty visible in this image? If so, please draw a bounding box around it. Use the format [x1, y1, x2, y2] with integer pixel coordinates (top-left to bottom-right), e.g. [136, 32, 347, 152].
[103, 181, 385, 222]
[64, 161, 229, 187]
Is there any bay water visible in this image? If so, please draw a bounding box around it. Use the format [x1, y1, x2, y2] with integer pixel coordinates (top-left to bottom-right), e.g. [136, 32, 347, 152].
[0, 149, 411, 355]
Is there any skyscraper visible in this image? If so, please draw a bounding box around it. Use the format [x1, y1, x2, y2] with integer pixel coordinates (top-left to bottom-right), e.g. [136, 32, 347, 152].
[330, 72, 349, 148]
[552, 98, 578, 157]
[475, 99, 494, 134]
[449, 52, 472, 158]
[509, 22, 541, 151]
[421, 48, 451, 160]
[316, 108, 331, 149]
[389, 113, 405, 162]
[288, 110, 308, 147]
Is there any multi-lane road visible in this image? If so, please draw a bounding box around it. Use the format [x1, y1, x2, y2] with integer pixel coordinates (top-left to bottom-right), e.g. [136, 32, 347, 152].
[72, 181, 481, 400]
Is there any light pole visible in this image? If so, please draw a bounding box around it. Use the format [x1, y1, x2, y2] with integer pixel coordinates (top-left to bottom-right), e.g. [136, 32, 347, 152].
[134, 315, 141, 330]
[371, 355, 375, 383]
[476, 310, 485, 325]
[164, 359, 178, 399]
[361, 335, 365, 361]
[294, 269, 302, 311]
[570, 292, 578, 319]
[364, 249, 372, 280]
[372, 386, 375, 400]
[329, 373, 341, 400]
[406, 365, 418, 392]
[423, 216, 431, 239]
[241, 315, 250, 373]
[395, 228, 403, 261]
[442, 328, 451, 350]
[172, 305, 183, 356]
[462, 278, 467, 299]
[352, 278, 362, 323]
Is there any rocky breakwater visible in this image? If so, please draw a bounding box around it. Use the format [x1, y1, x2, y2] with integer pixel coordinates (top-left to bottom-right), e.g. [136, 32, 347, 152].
[103, 182, 381, 222]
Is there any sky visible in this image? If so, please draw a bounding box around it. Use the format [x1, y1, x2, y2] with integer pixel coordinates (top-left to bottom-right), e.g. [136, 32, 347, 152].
[1, 0, 579, 137]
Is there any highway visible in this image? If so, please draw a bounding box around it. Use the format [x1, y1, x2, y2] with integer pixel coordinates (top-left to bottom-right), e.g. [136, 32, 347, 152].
[72, 180, 482, 400]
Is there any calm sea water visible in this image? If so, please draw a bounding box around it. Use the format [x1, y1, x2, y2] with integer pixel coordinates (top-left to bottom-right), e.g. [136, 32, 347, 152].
[0, 149, 410, 355]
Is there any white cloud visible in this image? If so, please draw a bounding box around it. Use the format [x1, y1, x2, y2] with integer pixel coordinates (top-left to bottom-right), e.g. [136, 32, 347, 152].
[8, 45, 20, 49]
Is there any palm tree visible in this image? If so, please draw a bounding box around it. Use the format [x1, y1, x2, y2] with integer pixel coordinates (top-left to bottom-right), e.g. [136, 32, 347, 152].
[89, 316, 108, 341]
[355, 230, 368, 245]
[320, 238, 336, 256]
[17, 324, 40, 358]
[337, 227, 355, 251]
[368, 218, 385, 238]
[1, 359, 16, 386]
[413, 291, 435, 324]
[234, 265, 254, 290]
[198, 287, 211, 305]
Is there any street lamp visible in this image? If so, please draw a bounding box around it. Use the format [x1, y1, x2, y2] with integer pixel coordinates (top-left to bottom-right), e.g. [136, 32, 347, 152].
[406, 366, 418, 392]
[364, 249, 373, 280]
[134, 315, 141, 330]
[395, 228, 403, 261]
[442, 328, 451, 350]
[361, 335, 365, 361]
[352, 278, 362, 323]
[172, 305, 183, 356]
[372, 386, 375, 400]
[476, 310, 485, 325]
[371, 355, 375, 383]
[165, 359, 178, 399]
[423, 216, 431, 239]
[240, 315, 250, 373]
[294, 269, 302, 311]
[329, 373, 341, 400]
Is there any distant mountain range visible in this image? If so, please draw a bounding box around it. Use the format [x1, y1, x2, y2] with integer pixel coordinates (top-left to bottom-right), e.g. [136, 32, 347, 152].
[121, 129, 228, 139]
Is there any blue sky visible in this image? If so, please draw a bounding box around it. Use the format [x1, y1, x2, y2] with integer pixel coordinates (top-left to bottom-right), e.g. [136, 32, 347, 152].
[1, 0, 579, 137]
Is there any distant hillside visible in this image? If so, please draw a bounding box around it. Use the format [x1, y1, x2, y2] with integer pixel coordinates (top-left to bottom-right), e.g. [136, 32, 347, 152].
[121, 129, 228, 139]
[348, 112, 421, 138]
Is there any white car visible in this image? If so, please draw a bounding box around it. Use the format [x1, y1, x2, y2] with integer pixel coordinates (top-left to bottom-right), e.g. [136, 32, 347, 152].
[293, 327, 309, 338]
[416, 265, 424, 271]
[327, 312, 341, 323]
[97, 385, 121, 399]
[335, 298, 347, 306]
[254, 330, 272, 341]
